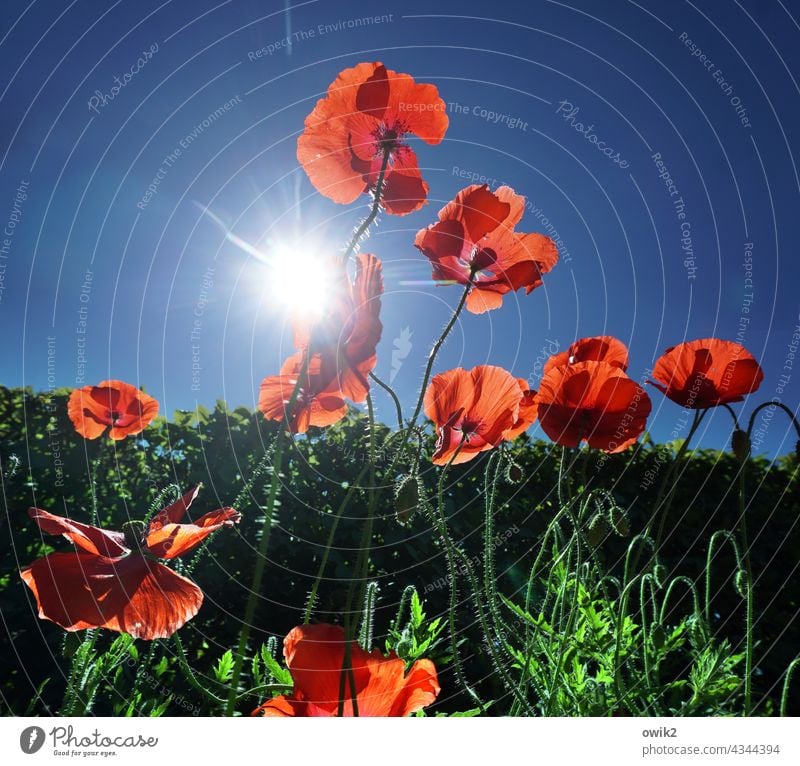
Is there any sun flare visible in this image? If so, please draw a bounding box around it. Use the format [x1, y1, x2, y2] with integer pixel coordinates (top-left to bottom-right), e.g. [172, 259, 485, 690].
[269, 248, 334, 321]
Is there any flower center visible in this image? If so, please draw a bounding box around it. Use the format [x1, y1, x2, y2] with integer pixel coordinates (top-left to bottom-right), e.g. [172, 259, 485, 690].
[470, 247, 498, 273]
[122, 519, 147, 550]
[458, 419, 480, 442]
[375, 120, 407, 154]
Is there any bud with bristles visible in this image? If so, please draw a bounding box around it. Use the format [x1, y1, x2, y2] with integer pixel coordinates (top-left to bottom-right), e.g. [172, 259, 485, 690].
[585, 514, 608, 548]
[734, 570, 749, 598]
[395, 475, 420, 526]
[609, 505, 630, 537]
[731, 429, 751, 462]
[505, 461, 523, 483]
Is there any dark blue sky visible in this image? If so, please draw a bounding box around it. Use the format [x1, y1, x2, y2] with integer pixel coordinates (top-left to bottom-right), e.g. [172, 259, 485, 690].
[2, 0, 799, 456]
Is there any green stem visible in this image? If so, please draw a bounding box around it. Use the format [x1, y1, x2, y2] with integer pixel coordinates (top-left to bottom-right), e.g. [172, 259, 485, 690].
[737, 459, 754, 716]
[649, 409, 707, 561]
[173, 633, 227, 707]
[369, 371, 404, 431]
[224, 355, 309, 716]
[780, 656, 800, 716]
[405, 279, 472, 435]
[303, 463, 371, 623]
[746, 400, 800, 439]
[340, 149, 391, 266]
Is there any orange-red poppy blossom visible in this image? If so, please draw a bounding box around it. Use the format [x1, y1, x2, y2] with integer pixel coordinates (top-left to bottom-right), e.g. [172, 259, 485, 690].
[650, 338, 764, 408]
[297, 62, 448, 215]
[414, 184, 558, 314]
[20, 487, 239, 640]
[252, 623, 440, 717]
[260, 254, 383, 434]
[535, 361, 651, 452]
[503, 378, 538, 441]
[544, 336, 629, 375]
[424, 365, 531, 465]
[67, 380, 159, 440]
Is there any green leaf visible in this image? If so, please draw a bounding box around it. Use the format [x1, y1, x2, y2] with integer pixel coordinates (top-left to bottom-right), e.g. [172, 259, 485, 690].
[214, 650, 235, 683]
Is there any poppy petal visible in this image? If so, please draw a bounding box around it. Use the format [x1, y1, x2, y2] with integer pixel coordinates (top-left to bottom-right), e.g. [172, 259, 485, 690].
[253, 624, 440, 717]
[355, 63, 390, 118]
[148, 486, 201, 532]
[146, 507, 240, 559]
[650, 338, 763, 408]
[20, 552, 202, 640]
[381, 148, 428, 215]
[27, 508, 128, 557]
[385, 70, 448, 144]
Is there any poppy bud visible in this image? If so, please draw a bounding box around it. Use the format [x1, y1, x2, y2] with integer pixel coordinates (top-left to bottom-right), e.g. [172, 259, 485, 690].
[731, 429, 751, 462]
[609, 505, 630, 537]
[394, 629, 414, 660]
[734, 570, 749, 598]
[585, 514, 607, 548]
[395, 475, 420, 526]
[650, 624, 666, 651]
[505, 461, 523, 483]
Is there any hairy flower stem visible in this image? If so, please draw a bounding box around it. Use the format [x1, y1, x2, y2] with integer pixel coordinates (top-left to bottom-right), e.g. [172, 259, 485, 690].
[639, 409, 707, 573]
[303, 463, 371, 624]
[780, 656, 800, 716]
[225, 354, 309, 716]
[340, 149, 391, 266]
[405, 279, 473, 437]
[337, 394, 380, 716]
[737, 460, 754, 716]
[369, 370, 404, 430]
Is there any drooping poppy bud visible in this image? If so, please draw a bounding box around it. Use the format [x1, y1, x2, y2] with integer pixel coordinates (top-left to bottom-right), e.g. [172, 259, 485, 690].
[505, 461, 523, 483]
[609, 505, 631, 537]
[395, 475, 421, 525]
[586, 514, 608, 548]
[731, 429, 751, 462]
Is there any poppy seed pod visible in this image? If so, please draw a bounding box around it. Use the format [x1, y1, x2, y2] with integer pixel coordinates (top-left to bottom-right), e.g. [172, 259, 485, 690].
[731, 429, 751, 462]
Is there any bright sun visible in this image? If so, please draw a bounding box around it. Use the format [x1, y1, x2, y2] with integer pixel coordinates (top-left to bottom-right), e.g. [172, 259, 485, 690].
[268, 248, 334, 321]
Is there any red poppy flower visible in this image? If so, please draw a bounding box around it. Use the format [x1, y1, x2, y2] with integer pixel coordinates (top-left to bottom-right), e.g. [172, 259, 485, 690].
[414, 184, 559, 314]
[503, 378, 538, 441]
[68, 380, 159, 440]
[535, 361, 651, 453]
[252, 624, 439, 717]
[424, 365, 526, 465]
[650, 338, 764, 408]
[297, 62, 448, 216]
[260, 254, 383, 434]
[544, 336, 629, 375]
[20, 487, 239, 640]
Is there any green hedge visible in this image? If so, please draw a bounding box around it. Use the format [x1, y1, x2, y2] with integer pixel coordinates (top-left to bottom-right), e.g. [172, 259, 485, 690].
[1, 385, 798, 715]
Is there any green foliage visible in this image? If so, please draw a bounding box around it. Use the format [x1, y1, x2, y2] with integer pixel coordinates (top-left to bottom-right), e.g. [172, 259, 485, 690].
[1, 385, 798, 716]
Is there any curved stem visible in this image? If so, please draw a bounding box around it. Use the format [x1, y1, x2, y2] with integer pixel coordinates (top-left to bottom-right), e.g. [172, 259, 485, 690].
[173, 633, 226, 707]
[721, 403, 740, 430]
[746, 400, 800, 440]
[340, 149, 391, 266]
[780, 656, 800, 716]
[405, 279, 473, 434]
[369, 370, 404, 431]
